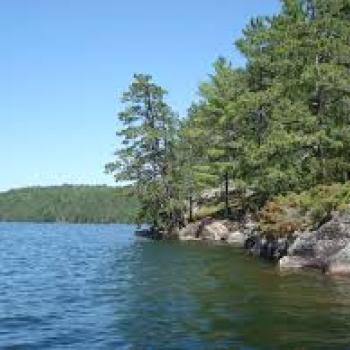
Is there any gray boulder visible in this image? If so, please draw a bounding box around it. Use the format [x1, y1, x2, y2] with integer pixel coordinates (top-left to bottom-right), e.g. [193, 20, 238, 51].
[288, 231, 317, 257]
[315, 238, 350, 261]
[178, 219, 231, 242]
[327, 243, 350, 275]
[314, 212, 350, 261]
[316, 211, 350, 240]
[282, 211, 350, 272]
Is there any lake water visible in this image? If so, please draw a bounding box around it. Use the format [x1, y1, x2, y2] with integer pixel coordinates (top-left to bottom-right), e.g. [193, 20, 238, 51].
[1, 223, 350, 349]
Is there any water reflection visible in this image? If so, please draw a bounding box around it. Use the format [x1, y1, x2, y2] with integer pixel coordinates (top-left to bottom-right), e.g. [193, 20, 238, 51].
[113, 241, 350, 350]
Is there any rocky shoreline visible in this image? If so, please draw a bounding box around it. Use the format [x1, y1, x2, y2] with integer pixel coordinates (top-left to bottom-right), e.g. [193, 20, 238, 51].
[167, 210, 350, 276]
[136, 182, 350, 277]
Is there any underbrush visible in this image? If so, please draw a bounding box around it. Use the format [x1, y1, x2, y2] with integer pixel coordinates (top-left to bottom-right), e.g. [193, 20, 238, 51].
[259, 183, 350, 237]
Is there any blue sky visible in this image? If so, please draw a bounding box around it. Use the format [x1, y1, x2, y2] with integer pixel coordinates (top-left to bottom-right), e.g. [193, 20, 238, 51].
[0, 0, 280, 191]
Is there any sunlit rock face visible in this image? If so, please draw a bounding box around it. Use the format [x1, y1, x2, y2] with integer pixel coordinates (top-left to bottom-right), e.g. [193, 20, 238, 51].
[280, 211, 350, 275]
[178, 222, 202, 241]
[327, 243, 350, 275]
[200, 221, 229, 241]
[179, 220, 231, 241]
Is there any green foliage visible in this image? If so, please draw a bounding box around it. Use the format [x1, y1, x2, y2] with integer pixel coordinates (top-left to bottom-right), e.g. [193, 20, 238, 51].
[177, 0, 350, 211]
[106, 74, 182, 231]
[107, 1, 350, 231]
[259, 182, 350, 236]
[193, 203, 225, 221]
[0, 185, 138, 223]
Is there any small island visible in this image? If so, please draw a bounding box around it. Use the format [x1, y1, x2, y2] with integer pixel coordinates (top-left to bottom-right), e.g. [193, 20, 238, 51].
[106, 1, 350, 276]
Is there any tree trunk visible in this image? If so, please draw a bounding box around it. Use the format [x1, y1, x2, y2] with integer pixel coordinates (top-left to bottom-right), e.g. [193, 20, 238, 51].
[224, 171, 230, 219]
[189, 195, 193, 222]
[319, 146, 327, 181]
[314, 54, 327, 182]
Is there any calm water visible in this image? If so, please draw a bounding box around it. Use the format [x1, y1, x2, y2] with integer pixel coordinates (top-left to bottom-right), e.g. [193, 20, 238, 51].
[1, 224, 350, 349]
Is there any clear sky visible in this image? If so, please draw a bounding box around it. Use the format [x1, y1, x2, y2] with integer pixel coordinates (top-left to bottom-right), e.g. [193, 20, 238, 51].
[0, 0, 280, 192]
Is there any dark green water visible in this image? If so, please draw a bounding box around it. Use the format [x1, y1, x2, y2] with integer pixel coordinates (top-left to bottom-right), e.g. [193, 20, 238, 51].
[1, 223, 350, 349]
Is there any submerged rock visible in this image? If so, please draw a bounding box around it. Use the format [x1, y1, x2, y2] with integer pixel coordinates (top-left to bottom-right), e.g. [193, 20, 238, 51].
[279, 256, 324, 270]
[226, 231, 246, 247]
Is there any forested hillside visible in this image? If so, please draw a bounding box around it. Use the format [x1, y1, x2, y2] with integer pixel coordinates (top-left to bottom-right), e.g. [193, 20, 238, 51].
[0, 186, 138, 223]
[106, 0, 350, 233]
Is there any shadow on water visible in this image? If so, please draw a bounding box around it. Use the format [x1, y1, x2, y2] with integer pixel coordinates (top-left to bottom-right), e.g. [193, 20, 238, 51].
[103, 239, 350, 350]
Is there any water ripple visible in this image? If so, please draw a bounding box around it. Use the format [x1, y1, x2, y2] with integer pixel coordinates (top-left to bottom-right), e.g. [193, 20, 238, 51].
[0, 223, 350, 349]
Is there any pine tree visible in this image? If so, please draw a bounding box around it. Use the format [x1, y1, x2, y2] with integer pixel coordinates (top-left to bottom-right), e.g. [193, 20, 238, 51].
[301, 0, 350, 182]
[106, 74, 179, 230]
[269, 0, 350, 184]
[184, 59, 248, 217]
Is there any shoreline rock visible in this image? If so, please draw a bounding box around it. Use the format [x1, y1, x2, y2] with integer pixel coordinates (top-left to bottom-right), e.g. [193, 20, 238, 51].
[280, 212, 350, 275]
[182, 211, 350, 276]
[137, 209, 350, 276]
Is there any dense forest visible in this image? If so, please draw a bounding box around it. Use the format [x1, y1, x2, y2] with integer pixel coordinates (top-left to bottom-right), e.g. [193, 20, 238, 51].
[0, 186, 138, 223]
[106, 0, 350, 234]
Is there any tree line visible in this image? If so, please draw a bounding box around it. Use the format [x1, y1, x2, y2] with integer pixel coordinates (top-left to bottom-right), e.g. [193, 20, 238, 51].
[107, 0, 350, 234]
[0, 186, 138, 223]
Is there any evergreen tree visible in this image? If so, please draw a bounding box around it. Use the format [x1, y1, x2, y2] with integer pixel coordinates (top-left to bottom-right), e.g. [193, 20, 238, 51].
[108, 1, 350, 228]
[106, 74, 179, 230]
[301, 0, 350, 182]
[186, 59, 248, 217]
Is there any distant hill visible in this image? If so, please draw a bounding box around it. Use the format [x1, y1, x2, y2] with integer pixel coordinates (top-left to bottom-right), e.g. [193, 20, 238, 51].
[0, 185, 138, 223]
